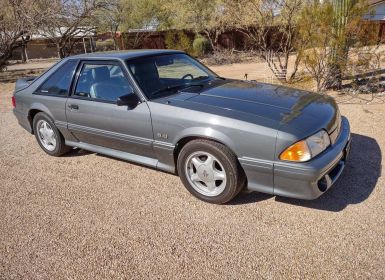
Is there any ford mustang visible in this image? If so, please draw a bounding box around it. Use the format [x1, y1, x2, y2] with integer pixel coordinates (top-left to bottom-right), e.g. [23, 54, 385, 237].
[12, 50, 351, 204]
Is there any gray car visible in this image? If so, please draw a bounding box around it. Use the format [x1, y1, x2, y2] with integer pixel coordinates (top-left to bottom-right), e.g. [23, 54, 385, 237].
[12, 50, 351, 204]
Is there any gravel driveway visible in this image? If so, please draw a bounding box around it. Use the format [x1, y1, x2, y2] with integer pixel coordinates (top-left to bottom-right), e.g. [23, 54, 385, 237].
[1, 77, 384, 279]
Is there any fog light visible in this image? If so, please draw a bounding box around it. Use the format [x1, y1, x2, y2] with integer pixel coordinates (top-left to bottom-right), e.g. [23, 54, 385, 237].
[318, 177, 327, 192]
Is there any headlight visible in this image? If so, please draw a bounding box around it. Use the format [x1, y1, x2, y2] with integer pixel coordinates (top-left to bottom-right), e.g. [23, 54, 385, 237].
[279, 130, 331, 162]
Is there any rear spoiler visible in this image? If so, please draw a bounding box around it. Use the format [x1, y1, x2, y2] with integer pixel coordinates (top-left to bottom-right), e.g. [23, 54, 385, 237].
[15, 76, 36, 92]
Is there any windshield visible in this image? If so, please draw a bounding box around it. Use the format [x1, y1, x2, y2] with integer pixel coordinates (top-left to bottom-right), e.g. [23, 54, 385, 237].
[126, 53, 216, 100]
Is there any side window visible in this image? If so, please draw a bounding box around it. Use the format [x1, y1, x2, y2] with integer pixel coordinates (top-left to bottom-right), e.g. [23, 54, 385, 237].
[74, 63, 133, 102]
[37, 60, 77, 96]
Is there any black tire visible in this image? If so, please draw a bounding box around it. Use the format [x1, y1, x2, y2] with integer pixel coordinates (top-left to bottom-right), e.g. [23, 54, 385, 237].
[177, 139, 245, 204]
[32, 112, 71, 156]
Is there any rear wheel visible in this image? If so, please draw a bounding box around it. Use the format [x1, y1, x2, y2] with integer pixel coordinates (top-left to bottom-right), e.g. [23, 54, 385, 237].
[33, 112, 71, 156]
[177, 139, 245, 204]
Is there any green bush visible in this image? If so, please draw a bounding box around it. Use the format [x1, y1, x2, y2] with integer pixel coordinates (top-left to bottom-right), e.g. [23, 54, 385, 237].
[164, 31, 193, 54]
[193, 36, 211, 57]
[95, 39, 115, 52]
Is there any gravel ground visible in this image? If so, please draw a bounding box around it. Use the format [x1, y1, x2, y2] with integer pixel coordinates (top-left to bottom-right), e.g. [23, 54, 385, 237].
[1, 67, 385, 279]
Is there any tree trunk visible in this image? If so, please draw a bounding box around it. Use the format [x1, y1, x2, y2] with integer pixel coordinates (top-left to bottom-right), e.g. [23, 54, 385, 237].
[112, 35, 118, 50]
[21, 43, 29, 63]
[57, 44, 65, 59]
[325, 62, 343, 89]
[111, 26, 119, 50]
[288, 53, 302, 83]
[203, 30, 216, 52]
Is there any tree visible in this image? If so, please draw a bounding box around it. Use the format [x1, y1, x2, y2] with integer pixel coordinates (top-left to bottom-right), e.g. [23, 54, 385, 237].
[297, 0, 379, 92]
[229, 0, 303, 83]
[94, 0, 123, 50]
[162, 0, 230, 52]
[40, 0, 106, 58]
[297, 2, 335, 92]
[0, 0, 48, 70]
[119, 0, 163, 49]
[164, 30, 193, 53]
[326, 0, 377, 89]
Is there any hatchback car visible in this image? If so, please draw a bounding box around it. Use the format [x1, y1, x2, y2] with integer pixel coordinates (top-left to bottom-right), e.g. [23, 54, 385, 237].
[13, 50, 351, 204]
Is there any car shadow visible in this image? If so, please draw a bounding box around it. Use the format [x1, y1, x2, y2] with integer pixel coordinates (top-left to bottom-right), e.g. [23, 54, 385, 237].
[231, 133, 381, 212]
[62, 148, 94, 157]
[229, 191, 274, 205]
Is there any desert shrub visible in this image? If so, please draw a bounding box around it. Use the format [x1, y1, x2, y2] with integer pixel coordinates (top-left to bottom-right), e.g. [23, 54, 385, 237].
[208, 50, 235, 65]
[192, 36, 211, 57]
[164, 31, 193, 53]
[341, 48, 385, 94]
[95, 39, 115, 52]
[297, 0, 379, 91]
[201, 49, 263, 66]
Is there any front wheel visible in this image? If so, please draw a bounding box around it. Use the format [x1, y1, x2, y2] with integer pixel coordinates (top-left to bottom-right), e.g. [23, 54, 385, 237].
[177, 139, 245, 204]
[33, 112, 71, 156]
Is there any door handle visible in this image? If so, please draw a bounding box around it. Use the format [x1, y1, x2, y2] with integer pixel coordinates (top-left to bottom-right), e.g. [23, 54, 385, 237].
[68, 104, 79, 110]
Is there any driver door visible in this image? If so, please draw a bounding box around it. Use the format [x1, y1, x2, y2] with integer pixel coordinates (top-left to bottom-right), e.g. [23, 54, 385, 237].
[66, 60, 154, 158]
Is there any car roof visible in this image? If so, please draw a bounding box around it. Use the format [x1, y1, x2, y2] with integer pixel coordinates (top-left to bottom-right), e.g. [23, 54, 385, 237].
[68, 49, 185, 60]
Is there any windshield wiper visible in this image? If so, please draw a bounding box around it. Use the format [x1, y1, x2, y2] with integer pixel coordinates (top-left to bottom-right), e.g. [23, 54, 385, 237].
[151, 84, 186, 96]
[192, 76, 210, 81]
[215, 76, 226, 80]
[152, 83, 205, 96]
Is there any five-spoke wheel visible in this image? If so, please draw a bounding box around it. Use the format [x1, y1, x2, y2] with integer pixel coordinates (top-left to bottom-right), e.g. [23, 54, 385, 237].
[177, 139, 245, 204]
[185, 151, 227, 197]
[33, 112, 71, 156]
[36, 120, 57, 151]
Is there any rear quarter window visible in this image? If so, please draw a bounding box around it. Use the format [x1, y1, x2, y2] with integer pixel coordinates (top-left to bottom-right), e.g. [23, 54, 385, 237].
[36, 60, 78, 96]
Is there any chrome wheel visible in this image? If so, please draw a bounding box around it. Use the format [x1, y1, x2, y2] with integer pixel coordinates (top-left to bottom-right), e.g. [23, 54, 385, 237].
[37, 120, 57, 152]
[185, 151, 227, 196]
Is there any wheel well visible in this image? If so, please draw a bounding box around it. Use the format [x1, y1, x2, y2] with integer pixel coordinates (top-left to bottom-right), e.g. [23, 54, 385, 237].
[173, 136, 238, 165]
[28, 109, 42, 134]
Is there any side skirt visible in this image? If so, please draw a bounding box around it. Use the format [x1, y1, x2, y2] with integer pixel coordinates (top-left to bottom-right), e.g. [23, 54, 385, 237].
[65, 141, 175, 173]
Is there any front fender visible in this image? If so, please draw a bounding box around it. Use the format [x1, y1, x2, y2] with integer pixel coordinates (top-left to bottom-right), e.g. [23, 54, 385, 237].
[173, 126, 237, 155]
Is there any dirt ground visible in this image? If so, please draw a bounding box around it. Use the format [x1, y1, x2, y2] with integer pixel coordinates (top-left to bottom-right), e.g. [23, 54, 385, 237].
[0, 61, 384, 279]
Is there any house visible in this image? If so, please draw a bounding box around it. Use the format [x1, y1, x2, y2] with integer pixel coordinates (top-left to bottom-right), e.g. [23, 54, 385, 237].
[367, 0, 385, 40]
[368, 0, 385, 20]
[12, 28, 97, 60]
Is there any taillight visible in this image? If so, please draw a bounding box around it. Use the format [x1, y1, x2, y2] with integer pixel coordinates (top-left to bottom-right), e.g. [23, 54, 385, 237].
[11, 96, 16, 108]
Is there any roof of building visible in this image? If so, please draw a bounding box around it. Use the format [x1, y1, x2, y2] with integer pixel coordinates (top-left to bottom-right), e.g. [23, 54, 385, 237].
[33, 27, 96, 40]
[69, 49, 184, 60]
[368, 0, 385, 6]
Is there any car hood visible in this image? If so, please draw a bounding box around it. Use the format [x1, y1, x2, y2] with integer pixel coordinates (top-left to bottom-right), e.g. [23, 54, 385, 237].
[164, 79, 340, 137]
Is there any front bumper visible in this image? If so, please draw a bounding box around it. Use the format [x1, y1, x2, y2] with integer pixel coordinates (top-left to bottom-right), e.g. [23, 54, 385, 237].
[273, 116, 351, 200]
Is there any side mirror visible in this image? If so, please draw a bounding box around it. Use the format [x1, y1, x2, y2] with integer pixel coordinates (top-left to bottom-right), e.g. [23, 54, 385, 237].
[116, 92, 140, 109]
